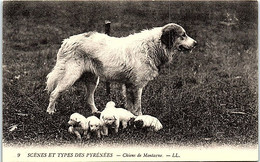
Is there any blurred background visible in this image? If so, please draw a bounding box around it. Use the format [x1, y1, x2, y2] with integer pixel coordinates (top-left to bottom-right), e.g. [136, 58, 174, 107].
[2, 1, 258, 146]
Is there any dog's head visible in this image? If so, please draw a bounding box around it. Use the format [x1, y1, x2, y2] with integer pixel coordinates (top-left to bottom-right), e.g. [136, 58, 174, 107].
[102, 114, 117, 126]
[161, 23, 197, 51]
[68, 113, 82, 126]
[133, 120, 144, 129]
[88, 119, 101, 132]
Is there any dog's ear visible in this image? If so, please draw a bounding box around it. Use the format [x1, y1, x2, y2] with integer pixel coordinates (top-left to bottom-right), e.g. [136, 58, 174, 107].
[160, 24, 180, 49]
[113, 115, 117, 120]
[98, 120, 102, 126]
[100, 116, 105, 125]
[83, 120, 90, 131]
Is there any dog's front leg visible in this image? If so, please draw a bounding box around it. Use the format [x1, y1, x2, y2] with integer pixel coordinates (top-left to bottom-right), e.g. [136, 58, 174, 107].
[124, 85, 143, 116]
[86, 133, 91, 139]
[74, 131, 82, 140]
[101, 125, 108, 136]
[83, 129, 91, 140]
[97, 130, 101, 138]
[84, 74, 100, 113]
[124, 84, 135, 115]
[114, 120, 120, 133]
[134, 88, 143, 116]
[121, 120, 128, 129]
[114, 126, 119, 134]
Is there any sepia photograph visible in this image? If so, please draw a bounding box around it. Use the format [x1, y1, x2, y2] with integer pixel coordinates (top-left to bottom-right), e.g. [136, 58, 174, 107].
[2, 0, 258, 161]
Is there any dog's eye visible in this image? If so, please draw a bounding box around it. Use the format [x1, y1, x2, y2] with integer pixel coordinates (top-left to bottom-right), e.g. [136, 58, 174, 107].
[180, 33, 186, 40]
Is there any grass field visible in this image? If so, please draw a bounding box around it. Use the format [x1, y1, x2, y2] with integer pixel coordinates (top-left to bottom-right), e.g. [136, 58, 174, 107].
[2, 1, 258, 146]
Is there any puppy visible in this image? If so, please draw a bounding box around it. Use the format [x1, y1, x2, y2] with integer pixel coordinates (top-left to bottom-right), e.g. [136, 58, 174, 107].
[134, 115, 163, 132]
[84, 116, 102, 139]
[67, 113, 85, 140]
[100, 101, 136, 136]
[68, 113, 102, 139]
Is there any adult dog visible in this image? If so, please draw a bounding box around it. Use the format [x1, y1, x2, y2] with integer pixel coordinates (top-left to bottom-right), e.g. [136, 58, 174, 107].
[46, 23, 197, 115]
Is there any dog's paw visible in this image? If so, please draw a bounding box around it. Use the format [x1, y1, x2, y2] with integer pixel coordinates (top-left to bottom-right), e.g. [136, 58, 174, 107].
[68, 126, 74, 133]
[46, 108, 56, 114]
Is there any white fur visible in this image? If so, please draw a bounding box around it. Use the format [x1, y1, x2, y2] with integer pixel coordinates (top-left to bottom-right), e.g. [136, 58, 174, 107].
[68, 113, 102, 139]
[46, 23, 197, 116]
[134, 115, 163, 132]
[100, 101, 136, 135]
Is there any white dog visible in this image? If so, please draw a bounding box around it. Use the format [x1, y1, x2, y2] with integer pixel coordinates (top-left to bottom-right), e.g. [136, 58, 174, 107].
[134, 115, 163, 132]
[100, 101, 136, 135]
[68, 113, 102, 139]
[46, 23, 197, 116]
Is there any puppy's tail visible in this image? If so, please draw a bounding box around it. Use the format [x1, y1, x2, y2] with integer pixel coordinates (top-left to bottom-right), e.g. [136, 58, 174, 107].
[105, 101, 116, 109]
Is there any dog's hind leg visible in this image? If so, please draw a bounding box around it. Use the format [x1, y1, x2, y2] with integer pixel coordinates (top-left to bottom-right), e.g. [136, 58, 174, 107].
[47, 61, 84, 114]
[84, 73, 99, 113]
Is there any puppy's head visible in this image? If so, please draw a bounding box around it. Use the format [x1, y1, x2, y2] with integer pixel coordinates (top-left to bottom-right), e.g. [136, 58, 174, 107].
[161, 23, 197, 51]
[88, 118, 101, 132]
[68, 113, 82, 126]
[102, 115, 117, 126]
[134, 120, 144, 129]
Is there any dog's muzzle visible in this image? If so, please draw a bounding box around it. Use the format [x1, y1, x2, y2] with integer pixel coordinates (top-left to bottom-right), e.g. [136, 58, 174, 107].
[106, 122, 116, 128]
[90, 128, 99, 132]
[178, 40, 197, 52]
[178, 45, 190, 51]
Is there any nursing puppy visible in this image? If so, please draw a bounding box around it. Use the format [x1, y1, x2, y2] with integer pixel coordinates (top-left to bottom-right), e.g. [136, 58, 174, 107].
[46, 23, 197, 116]
[134, 115, 163, 132]
[68, 113, 102, 139]
[100, 101, 136, 135]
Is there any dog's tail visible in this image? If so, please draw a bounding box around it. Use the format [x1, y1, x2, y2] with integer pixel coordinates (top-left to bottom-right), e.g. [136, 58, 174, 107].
[45, 62, 65, 93]
[45, 34, 100, 93]
[45, 47, 67, 93]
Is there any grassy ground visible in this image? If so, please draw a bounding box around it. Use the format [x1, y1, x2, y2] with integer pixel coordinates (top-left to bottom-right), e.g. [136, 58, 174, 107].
[2, 1, 258, 146]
